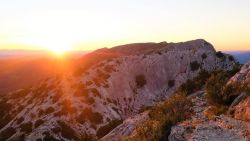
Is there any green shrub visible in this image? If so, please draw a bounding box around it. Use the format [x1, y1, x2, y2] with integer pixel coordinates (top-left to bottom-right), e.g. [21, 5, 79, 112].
[205, 71, 230, 104]
[201, 53, 207, 59]
[168, 80, 175, 88]
[45, 107, 55, 114]
[0, 127, 16, 141]
[204, 105, 228, 120]
[104, 65, 115, 73]
[80, 132, 97, 141]
[157, 51, 162, 55]
[96, 69, 111, 81]
[20, 122, 33, 133]
[221, 83, 242, 105]
[190, 61, 200, 71]
[16, 117, 24, 124]
[96, 119, 123, 138]
[91, 88, 101, 98]
[35, 119, 44, 128]
[216, 51, 224, 58]
[0, 100, 13, 128]
[77, 108, 103, 125]
[205, 70, 242, 105]
[57, 121, 78, 140]
[228, 55, 235, 61]
[178, 70, 211, 95]
[139, 105, 152, 113]
[85, 97, 95, 105]
[77, 112, 86, 124]
[130, 94, 192, 141]
[38, 109, 44, 117]
[135, 74, 147, 88]
[43, 131, 60, 141]
[86, 81, 93, 86]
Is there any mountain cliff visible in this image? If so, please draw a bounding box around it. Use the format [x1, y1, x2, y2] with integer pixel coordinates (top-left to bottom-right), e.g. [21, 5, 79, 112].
[0, 39, 237, 141]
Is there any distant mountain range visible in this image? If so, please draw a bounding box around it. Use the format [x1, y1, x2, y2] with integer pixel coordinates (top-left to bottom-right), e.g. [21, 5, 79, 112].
[226, 51, 250, 64]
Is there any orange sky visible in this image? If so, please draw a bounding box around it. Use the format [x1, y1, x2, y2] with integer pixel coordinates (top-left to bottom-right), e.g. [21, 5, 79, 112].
[0, 0, 249, 52]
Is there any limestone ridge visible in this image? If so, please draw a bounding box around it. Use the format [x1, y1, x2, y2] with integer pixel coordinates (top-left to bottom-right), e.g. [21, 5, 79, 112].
[0, 39, 236, 140]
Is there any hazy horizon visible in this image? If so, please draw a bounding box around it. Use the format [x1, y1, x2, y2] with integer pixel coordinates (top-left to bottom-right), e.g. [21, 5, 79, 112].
[1, 0, 250, 53]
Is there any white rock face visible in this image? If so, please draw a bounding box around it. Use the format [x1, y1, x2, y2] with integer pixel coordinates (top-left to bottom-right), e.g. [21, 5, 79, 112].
[0, 39, 237, 141]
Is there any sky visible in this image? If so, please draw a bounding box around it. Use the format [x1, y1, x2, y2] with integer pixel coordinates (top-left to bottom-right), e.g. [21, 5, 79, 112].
[0, 0, 250, 52]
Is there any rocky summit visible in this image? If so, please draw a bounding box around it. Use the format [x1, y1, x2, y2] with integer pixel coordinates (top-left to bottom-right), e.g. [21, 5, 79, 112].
[0, 39, 238, 141]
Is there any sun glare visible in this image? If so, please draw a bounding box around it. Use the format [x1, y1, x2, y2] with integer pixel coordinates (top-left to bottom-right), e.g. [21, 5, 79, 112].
[43, 42, 71, 55]
[49, 47, 67, 55]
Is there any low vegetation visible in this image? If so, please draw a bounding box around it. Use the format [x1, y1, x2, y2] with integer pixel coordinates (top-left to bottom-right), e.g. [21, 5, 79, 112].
[42, 131, 60, 141]
[77, 108, 103, 125]
[190, 61, 200, 71]
[135, 74, 147, 88]
[0, 127, 16, 141]
[57, 121, 78, 140]
[128, 94, 192, 141]
[0, 99, 13, 128]
[204, 105, 228, 120]
[205, 70, 242, 106]
[96, 119, 123, 138]
[35, 119, 44, 128]
[168, 80, 175, 88]
[20, 121, 33, 133]
[80, 132, 97, 141]
[45, 107, 55, 114]
[228, 55, 235, 61]
[201, 53, 207, 59]
[216, 51, 224, 58]
[178, 70, 211, 95]
[16, 117, 24, 124]
[129, 63, 242, 140]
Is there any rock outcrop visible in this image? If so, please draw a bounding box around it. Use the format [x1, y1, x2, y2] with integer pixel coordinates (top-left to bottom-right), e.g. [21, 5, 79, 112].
[228, 61, 250, 86]
[169, 61, 250, 141]
[0, 39, 237, 141]
[233, 96, 250, 122]
[168, 91, 250, 141]
[228, 61, 250, 122]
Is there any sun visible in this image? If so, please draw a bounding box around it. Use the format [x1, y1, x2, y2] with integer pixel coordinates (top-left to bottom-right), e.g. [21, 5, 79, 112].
[49, 47, 67, 55]
[47, 47, 66, 55]
[46, 44, 71, 55]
